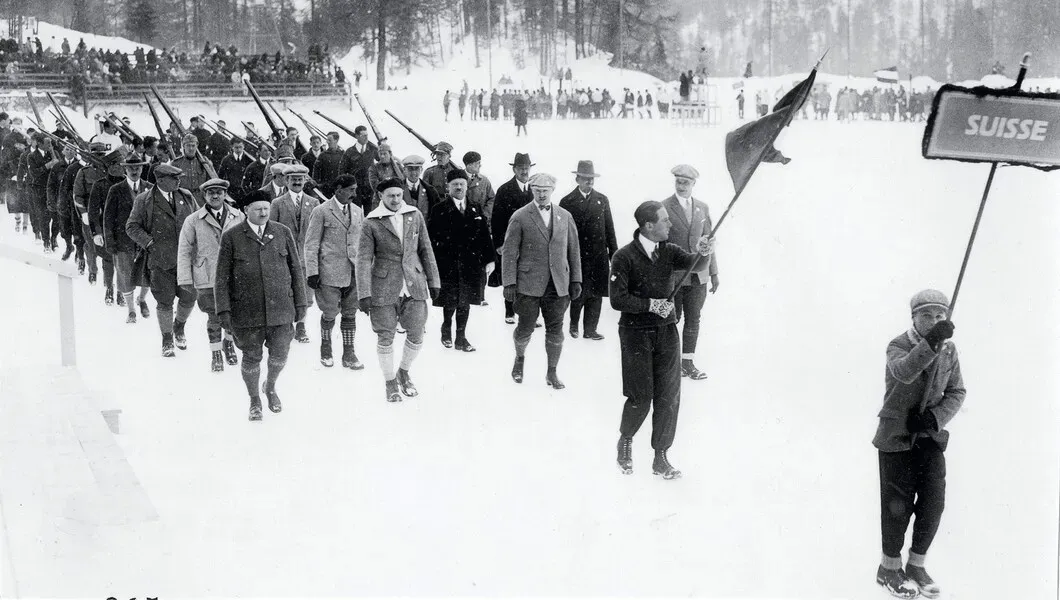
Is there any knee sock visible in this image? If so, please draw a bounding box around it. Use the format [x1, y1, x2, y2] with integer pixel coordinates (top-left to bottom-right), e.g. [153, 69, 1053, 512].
[378, 343, 396, 380]
[399, 339, 422, 371]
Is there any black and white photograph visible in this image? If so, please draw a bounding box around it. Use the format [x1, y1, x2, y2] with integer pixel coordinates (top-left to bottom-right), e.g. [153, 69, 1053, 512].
[0, 0, 1057, 597]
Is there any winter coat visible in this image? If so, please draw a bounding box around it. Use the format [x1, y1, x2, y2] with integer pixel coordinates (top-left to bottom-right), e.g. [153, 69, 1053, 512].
[125, 186, 197, 271]
[26, 149, 50, 189]
[102, 180, 144, 253]
[303, 198, 364, 288]
[241, 159, 267, 195]
[312, 148, 345, 190]
[423, 162, 457, 200]
[427, 197, 494, 307]
[488, 176, 533, 287]
[873, 330, 966, 453]
[218, 153, 254, 199]
[341, 142, 377, 184]
[367, 159, 406, 210]
[466, 172, 496, 222]
[300, 148, 321, 178]
[58, 162, 81, 218]
[661, 194, 718, 286]
[88, 174, 122, 240]
[402, 179, 442, 223]
[170, 154, 214, 206]
[514, 96, 528, 126]
[72, 164, 103, 213]
[205, 132, 231, 166]
[45, 159, 70, 212]
[558, 187, 618, 297]
[269, 190, 319, 268]
[355, 203, 440, 306]
[214, 220, 308, 328]
[501, 201, 582, 297]
[176, 204, 245, 289]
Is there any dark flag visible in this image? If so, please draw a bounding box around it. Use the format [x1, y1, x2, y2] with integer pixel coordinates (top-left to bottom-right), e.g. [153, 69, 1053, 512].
[723, 66, 817, 193]
[743, 62, 753, 78]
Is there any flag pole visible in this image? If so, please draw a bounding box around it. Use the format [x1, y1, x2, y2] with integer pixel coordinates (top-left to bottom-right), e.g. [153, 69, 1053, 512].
[947, 52, 1030, 318]
[666, 49, 828, 301]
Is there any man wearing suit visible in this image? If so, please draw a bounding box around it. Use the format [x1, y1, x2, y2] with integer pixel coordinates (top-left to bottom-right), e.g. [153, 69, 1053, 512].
[104, 155, 152, 324]
[270, 163, 319, 343]
[662, 164, 720, 381]
[489, 152, 535, 323]
[312, 132, 345, 193]
[300, 134, 323, 176]
[259, 163, 288, 200]
[177, 178, 245, 372]
[502, 172, 582, 389]
[341, 125, 377, 209]
[400, 155, 441, 219]
[218, 138, 253, 203]
[215, 190, 308, 421]
[205, 119, 231, 166]
[87, 149, 126, 306]
[558, 160, 618, 341]
[126, 162, 199, 357]
[304, 174, 365, 370]
[240, 144, 272, 197]
[356, 178, 440, 403]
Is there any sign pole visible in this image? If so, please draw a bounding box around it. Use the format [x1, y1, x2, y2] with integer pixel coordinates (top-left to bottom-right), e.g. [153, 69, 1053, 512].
[947, 52, 1030, 317]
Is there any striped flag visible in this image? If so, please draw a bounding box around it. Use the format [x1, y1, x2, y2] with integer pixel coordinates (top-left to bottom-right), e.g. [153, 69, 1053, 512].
[874, 66, 899, 83]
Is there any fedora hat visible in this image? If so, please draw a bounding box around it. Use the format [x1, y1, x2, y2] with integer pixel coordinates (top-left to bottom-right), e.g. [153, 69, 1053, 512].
[509, 152, 535, 167]
[571, 160, 600, 178]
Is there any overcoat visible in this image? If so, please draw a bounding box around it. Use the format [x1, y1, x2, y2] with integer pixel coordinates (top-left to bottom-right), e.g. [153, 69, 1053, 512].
[487, 176, 533, 287]
[558, 187, 618, 297]
[214, 220, 308, 329]
[176, 204, 245, 289]
[427, 197, 494, 307]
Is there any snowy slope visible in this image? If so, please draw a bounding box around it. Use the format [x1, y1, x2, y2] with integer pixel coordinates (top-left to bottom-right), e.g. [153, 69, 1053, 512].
[1, 115, 1057, 599]
[10, 19, 155, 55]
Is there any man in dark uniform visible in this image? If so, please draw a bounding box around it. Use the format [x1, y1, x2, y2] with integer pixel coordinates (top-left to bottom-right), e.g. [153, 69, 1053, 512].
[218, 138, 253, 204]
[559, 159, 618, 341]
[340, 125, 377, 209]
[241, 143, 272, 197]
[215, 190, 308, 421]
[126, 163, 199, 357]
[312, 131, 345, 193]
[609, 200, 715, 480]
[205, 119, 232, 166]
[489, 152, 534, 323]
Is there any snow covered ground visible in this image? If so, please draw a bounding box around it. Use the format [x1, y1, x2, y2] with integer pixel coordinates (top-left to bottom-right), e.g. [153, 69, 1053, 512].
[1, 111, 1057, 598]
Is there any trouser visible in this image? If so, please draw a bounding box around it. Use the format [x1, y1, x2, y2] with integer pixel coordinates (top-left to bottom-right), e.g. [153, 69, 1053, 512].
[80, 217, 99, 274]
[234, 324, 294, 397]
[618, 324, 681, 451]
[196, 287, 234, 351]
[314, 284, 357, 321]
[94, 243, 115, 287]
[569, 292, 602, 334]
[504, 299, 515, 319]
[879, 439, 947, 559]
[45, 208, 60, 245]
[149, 267, 197, 334]
[441, 304, 470, 340]
[370, 296, 427, 380]
[673, 280, 708, 358]
[113, 249, 139, 294]
[29, 186, 46, 235]
[513, 280, 569, 369]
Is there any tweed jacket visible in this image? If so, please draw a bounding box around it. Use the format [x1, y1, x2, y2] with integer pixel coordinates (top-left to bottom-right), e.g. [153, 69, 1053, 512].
[872, 329, 966, 452]
[356, 203, 440, 306]
[501, 201, 582, 297]
[269, 190, 319, 265]
[214, 220, 308, 329]
[126, 186, 197, 270]
[661, 194, 718, 285]
[304, 198, 365, 288]
[176, 204, 246, 289]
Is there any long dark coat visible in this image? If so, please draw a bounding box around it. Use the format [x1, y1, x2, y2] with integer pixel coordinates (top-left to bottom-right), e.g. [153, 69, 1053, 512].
[558, 187, 618, 297]
[102, 180, 141, 253]
[427, 197, 494, 307]
[514, 96, 528, 127]
[125, 186, 197, 271]
[214, 220, 308, 329]
[487, 176, 533, 287]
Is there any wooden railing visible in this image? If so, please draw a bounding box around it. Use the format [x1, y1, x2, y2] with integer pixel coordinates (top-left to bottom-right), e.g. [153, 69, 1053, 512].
[85, 81, 351, 102]
[0, 242, 79, 366]
[0, 71, 71, 92]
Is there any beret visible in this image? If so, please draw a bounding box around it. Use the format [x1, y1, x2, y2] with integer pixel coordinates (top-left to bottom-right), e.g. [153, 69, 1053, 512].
[153, 163, 184, 177]
[402, 154, 425, 167]
[910, 289, 950, 314]
[376, 177, 405, 193]
[527, 172, 557, 188]
[239, 189, 273, 209]
[446, 169, 469, 183]
[462, 151, 481, 165]
[670, 164, 700, 179]
[284, 163, 310, 176]
[199, 177, 230, 191]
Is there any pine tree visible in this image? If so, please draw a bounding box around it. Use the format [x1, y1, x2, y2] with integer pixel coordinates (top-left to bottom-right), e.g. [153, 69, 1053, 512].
[127, 0, 158, 44]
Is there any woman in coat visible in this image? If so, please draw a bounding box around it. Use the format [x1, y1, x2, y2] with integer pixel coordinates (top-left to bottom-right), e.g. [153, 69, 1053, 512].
[427, 170, 495, 352]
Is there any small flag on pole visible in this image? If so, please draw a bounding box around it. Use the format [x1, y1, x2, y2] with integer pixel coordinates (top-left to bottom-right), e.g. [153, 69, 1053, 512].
[874, 66, 899, 83]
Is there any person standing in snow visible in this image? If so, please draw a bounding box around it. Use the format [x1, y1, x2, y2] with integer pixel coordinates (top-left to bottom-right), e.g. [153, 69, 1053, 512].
[443, 90, 452, 121]
[215, 190, 307, 421]
[355, 178, 440, 403]
[873, 290, 964, 600]
[610, 200, 715, 480]
[489, 153, 535, 324]
[269, 163, 318, 344]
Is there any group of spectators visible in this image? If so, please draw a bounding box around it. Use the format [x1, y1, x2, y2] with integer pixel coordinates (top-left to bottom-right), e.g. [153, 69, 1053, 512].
[442, 87, 658, 121]
[0, 35, 347, 94]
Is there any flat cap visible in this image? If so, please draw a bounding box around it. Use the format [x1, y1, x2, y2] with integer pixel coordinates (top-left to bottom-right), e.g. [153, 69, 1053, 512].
[269, 163, 288, 175]
[154, 163, 184, 177]
[910, 289, 950, 314]
[376, 177, 405, 193]
[446, 169, 469, 183]
[181, 133, 199, 144]
[402, 154, 425, 167]
[284, 163, 310, 176]
[528, 172, 557, 188]
[199, 177, 230, 191]
[670, 164, 700, 179]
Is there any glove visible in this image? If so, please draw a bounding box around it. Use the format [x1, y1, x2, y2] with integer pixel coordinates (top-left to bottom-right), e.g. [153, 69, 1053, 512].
[307, 274, 321, 290]
[92, 234, 103, 246]
[503, 285, 517, 303]
[923, 320, 955, 350]
[649, 298, 675, 318]
[907, 410, 938, 433]
[696, 235, 716, 256]
[295, 306, 307, 322]
[570, 282, 582, 300]
[218, 311, 233, 332]
[429, 287, 440, 301]
[359, 297, 372, 315]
